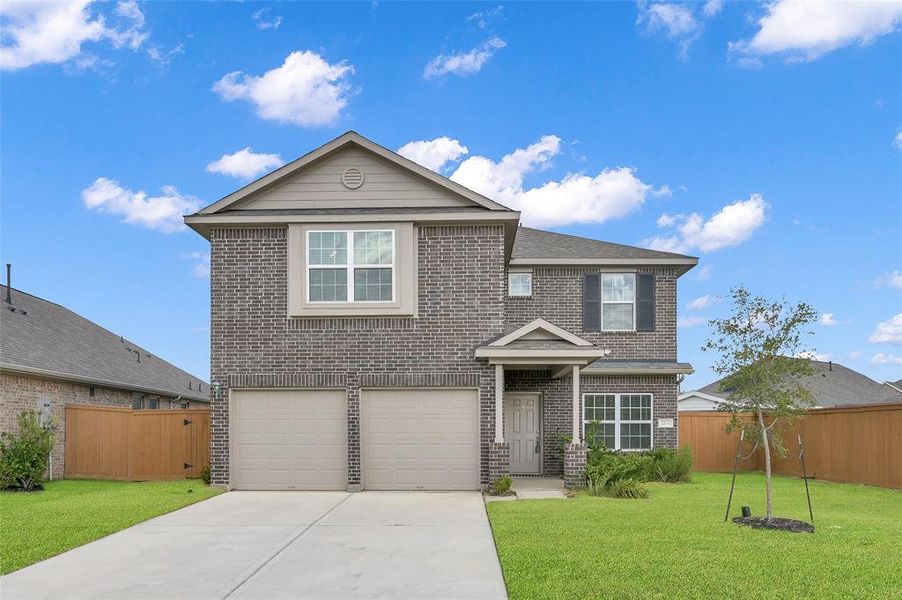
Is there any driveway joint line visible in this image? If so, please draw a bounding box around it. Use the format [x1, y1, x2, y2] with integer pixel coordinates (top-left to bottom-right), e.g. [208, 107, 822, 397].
[221, 493, 353, 599]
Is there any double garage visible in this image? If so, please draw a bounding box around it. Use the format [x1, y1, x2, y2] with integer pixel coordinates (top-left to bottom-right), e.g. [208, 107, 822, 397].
[230, 388, 481, 491]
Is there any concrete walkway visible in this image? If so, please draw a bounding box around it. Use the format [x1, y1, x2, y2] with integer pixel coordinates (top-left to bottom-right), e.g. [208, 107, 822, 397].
[1, 491, 507, 600]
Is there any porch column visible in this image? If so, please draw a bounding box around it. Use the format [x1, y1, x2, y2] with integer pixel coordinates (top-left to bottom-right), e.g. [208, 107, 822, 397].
[495, 364, 504, 443]
[572, 364, 580, 443]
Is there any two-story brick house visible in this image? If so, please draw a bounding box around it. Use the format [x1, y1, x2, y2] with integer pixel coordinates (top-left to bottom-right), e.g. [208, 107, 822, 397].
[185, 132, 696, 491]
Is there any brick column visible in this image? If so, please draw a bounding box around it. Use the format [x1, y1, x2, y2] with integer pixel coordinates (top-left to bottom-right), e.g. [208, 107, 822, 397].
[564, 442, 587, 489]
[346, 373, 361, 492]
[488, 442, 510, 484]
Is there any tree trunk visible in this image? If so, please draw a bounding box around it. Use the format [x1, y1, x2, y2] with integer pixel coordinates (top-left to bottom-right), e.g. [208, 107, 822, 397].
[757, 408, 773, 520]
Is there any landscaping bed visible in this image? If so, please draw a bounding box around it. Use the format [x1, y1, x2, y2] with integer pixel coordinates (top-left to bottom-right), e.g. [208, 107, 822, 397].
[0, 479, 221, 574]
[487, 472, 902, 599]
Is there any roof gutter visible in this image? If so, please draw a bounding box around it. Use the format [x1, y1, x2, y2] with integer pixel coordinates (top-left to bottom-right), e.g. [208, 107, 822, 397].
[0, 363, 210, 403]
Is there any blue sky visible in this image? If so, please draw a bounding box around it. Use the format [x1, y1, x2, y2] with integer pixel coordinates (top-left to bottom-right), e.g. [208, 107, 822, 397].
[2, 1, 900, 389]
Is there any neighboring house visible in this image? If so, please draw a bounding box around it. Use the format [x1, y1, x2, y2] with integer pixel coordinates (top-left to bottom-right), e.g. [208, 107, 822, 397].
[0, 284, 209, 479]
[679, 360, 902, 411]
[185, 131, 697, 491]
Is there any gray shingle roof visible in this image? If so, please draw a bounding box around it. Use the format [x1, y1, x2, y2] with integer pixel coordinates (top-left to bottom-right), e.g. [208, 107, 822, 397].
[697, 360, 902, 409]
[584, 360, 694, 374]
[512, 227, 696, 261]
[0, 286, 208, 402]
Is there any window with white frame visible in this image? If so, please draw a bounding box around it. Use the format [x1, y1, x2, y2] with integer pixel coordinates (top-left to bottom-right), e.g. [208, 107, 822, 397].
[601, 273, 635, 331]
[307, 230, 394, 303]
[508, 272, 532, 297]
[583, 393, 653, 450]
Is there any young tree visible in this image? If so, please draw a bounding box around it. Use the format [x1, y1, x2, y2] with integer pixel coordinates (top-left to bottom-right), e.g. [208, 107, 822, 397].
[703, 286, 818, 520]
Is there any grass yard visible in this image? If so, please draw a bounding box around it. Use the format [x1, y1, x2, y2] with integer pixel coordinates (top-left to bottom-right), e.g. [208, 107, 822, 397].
[0, 479, 222, 574]
[487, 472, 902, 599]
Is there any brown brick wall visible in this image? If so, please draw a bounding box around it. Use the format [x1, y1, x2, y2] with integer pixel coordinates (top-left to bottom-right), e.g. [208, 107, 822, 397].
[0, 372, 180, 479]
[209, 225, 507, 487]
[504, 266, 678, 360]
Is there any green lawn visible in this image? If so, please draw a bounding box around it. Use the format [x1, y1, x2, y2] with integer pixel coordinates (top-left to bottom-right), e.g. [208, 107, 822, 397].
[0, 479, 222, 574]
[488, 472, 902, 599]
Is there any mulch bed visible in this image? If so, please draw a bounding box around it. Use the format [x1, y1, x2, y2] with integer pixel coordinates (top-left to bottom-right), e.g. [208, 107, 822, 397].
[732, 516, 815, 533]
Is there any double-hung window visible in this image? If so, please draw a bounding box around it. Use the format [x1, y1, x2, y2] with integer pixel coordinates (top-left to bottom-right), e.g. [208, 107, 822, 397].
[583, 393, 653, 450]
[601, 273, 635, 331]
[508, 272, 532, 297]
[307, 230, 394, 303]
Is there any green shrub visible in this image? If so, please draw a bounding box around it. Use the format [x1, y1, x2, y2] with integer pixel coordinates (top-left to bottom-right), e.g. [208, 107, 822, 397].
[0, 411, 55, 491]
[490, 475, 513, 496]
[199, 466, 211, 485]
[648, 447, 693, 482]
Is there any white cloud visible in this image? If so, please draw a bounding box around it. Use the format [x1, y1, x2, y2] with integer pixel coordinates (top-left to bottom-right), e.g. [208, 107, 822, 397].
[424, 37, 506, 79]
[447, 135, 657, 228]
[695, 264, 713, 281]
[467, 5, 503, 29]
[183, 251, 210, 278]
[729, 0, 902, 62]
[397, 137, 469, 172]
[687, 295, 718, 310]
[651, 184, 672, 198]
[251, 7, 282, 30]
[644, 194, 767, 253]
[848, 350, 862, 360]
[0, 0, 147, 71]
[818, 313, 839, 326]
[795, 350, 832, 362]
[81, 177, 200, 233]
[869, 313, 902, 345]
[657, 213, 677, 228]
[146, 43, 183, 68]
[677, 315, 706, 328]
[702, 0, 724, 18]
[637, 2, 701, 58]
[878, 269, 902, 289]
[894, 129, 902, 150]
[213, 51, 354, 127]
[206, 147, 284, 180]
[872, 352, 902, 366]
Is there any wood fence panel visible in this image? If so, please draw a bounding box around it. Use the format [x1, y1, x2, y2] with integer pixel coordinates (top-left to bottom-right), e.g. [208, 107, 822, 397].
[64, 405, 210, 481]
[680, 403, 902, 489]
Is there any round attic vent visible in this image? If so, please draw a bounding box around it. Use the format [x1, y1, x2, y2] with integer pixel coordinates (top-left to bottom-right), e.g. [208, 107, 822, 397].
[341, 167, 364, 189]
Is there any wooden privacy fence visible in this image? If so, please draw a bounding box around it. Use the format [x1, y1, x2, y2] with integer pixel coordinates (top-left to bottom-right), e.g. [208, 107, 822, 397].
[65, 405, 210, 481]
[679, 403, 902, 490]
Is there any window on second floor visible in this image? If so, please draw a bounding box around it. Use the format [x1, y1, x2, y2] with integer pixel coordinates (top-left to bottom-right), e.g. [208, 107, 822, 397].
[508, 272, 532, 297]
[307, 230, 395, 303]
[601, 273, 635, 331]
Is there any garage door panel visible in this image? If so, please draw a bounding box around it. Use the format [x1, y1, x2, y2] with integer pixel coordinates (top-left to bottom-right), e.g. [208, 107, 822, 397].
[232, 390, 347, 490]
[361, 389, 480, 491]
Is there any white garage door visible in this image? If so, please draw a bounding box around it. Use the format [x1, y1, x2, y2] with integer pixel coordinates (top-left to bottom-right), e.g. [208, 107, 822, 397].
[231, 389, 346, 490]
[361, 388, 480, 490]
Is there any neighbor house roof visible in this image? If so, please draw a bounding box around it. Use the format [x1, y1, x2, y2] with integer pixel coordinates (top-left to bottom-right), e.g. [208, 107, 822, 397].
[510, 227, 698, 269]
[692, 360, 902, 409]
[0, 285, 208, 402]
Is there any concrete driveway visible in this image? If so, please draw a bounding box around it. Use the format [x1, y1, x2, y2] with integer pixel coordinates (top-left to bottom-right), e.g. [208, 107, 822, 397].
[1, 491, 507, 600]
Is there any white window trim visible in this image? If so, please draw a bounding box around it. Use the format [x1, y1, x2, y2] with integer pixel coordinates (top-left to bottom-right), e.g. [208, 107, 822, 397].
[583, 392, 654, 451]
[306, 229, 395, 304]
[600, 273, 637, 332]
[508, 271, 533, 297]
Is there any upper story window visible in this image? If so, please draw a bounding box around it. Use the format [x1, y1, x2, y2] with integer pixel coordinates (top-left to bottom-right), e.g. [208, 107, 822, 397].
[508, 272, 532, 297]
[307, 230, 395, 303]
[601, 273, 635, 331]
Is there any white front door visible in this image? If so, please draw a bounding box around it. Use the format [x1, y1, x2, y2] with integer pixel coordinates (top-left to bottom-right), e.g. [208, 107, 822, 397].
[505, 393, 542, 474]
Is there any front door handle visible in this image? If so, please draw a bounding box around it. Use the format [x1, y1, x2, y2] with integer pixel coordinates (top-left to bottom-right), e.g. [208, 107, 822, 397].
[535, 434, 541, 454]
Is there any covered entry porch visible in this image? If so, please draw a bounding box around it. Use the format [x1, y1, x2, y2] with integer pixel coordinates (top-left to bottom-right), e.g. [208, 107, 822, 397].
[475, 319, 610, 488]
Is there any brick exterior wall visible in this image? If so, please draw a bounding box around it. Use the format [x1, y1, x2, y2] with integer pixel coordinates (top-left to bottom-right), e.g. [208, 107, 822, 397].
[504, 371, 679, 476]
[0, 372, 179, 479]
[488, 442, 511, 485]
[564, 442, 588, 489]
[209, 225, 506, 487]
[505, 266, 678, 360]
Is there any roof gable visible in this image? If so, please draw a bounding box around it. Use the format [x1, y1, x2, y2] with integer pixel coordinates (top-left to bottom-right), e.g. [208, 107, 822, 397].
[197, 131, 513, 215]
[489, 319, 593, 347]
